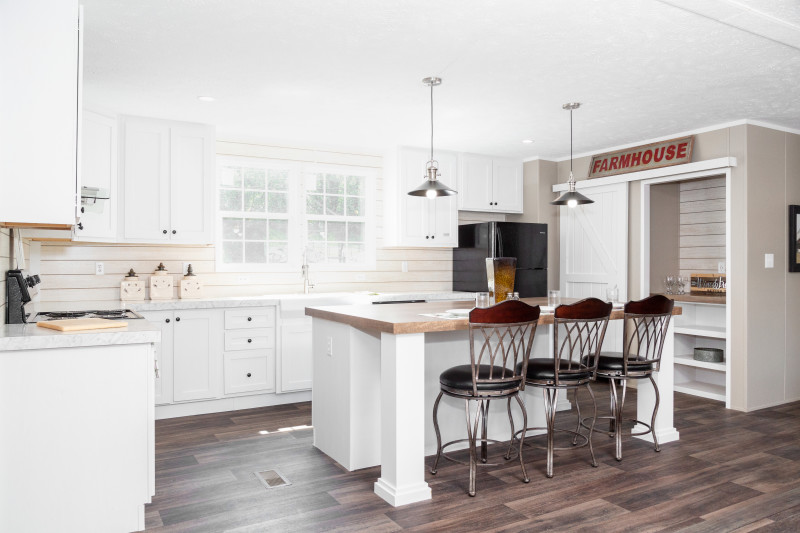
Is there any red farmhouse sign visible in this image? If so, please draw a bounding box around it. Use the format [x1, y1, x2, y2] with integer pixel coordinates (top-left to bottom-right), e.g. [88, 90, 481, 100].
[588, 136, 694, 179]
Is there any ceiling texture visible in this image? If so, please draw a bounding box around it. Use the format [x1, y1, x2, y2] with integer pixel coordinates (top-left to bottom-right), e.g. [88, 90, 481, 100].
[82, 0, 800, 159]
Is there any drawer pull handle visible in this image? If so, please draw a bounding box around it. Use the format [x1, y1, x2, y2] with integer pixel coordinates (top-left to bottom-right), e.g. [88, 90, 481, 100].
[247, 317, 252, 321]
[165, 318, 170, 323]
[247, 338, 252, 343]
[175, 317, 180, 322]
[246, 372, 252, 378]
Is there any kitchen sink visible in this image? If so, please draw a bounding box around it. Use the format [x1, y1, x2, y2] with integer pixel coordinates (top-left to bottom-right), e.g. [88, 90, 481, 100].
[278, 292, 374, 320]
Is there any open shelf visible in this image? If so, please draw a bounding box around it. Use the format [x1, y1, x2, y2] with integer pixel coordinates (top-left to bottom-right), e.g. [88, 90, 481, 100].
[674, 325, 726, 339]
[674, 380, 725, 402]
[674, 352, 725, 371]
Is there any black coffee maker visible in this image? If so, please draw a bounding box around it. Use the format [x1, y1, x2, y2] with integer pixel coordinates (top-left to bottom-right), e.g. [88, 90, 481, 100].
[6, 270, 40, 324]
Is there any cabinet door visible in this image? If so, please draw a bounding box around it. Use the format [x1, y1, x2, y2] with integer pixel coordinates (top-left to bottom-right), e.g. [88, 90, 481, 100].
[397, 147, 432, 246]
[278, 318, 313, 393]
[429, 151, 459, 246]
[74, 110, 117, 241]
[169, 125, 215, 244]
[0, 0, 79, 225]
[141, 311, 174, 405]
[492, 159, 524, 213]
[458, 154, 494, 212]
[121, 118, 170, 241]
[173, 309, 223, 402]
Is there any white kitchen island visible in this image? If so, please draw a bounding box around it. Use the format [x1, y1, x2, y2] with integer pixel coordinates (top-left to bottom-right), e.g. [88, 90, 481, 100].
[307, 298, 681, 507]
[0, 321, 160, 533]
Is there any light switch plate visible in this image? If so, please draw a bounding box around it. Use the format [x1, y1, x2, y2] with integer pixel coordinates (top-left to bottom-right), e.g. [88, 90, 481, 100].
[765, 253, 774, 269]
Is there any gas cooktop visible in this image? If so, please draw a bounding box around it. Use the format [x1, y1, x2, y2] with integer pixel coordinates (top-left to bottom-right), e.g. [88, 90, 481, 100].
[32, 309, 144, 322]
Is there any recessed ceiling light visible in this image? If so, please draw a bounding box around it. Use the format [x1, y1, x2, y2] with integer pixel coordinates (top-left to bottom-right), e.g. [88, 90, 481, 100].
[197, 96, 215, 102]
[522, 139, 534, 144]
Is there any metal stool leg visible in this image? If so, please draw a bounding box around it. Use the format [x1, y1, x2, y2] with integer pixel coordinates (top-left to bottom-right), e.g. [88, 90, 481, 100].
[465, 399, 480, 496]
[505, 397, 515, 460]
[543, 388, 558, 478]
[431, 391, 444, 474]
[572, 387, 582, 445]
[480, 400, 490, 463]
[586, 382, 598, 468]
[649, 374, 661, 453]
[514, 393, 530, 483]
[608, 379, 617, 434]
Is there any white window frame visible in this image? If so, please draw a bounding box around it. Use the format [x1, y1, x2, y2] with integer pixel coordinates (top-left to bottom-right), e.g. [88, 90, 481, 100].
[215, 156, 377, 273]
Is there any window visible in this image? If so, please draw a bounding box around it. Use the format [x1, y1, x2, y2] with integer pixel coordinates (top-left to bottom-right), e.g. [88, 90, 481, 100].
[216, 157, 375, 271]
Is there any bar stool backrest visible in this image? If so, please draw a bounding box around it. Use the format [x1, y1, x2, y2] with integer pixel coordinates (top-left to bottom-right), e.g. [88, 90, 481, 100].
[622, 294, 675, 374]
[553, 298, 613, 386]
[468, 300, 541, 397]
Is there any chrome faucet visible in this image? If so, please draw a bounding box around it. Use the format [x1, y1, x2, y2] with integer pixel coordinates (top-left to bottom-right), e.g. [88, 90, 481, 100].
[302, 249, 315, 294]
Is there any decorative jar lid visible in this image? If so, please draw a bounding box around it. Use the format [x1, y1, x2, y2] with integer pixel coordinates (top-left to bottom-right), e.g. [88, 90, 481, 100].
[153, 262, 169, 276]
[183, 264, 197, 279]
[124, 268, 139, 281]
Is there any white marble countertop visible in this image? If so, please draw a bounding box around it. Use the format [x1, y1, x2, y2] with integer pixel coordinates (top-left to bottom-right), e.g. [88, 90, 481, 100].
[26, 291, 477, 314]
[0, 321, 161, 352]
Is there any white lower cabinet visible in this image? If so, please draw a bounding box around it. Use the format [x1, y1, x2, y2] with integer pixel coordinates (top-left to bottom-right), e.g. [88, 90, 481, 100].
[278, 318, 313, 393]
[144, 310, 174, 405]
[672, 301, 727, 402]
[224, 351, 274, 395]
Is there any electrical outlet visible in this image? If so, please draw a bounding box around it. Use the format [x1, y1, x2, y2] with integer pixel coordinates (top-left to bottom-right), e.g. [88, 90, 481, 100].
[765, 253, 774, 269]
[95, 262, 104, 275]
[237, 275, 250, 283]
[326, 337, 333, 356]
[718, 262, 726, 274]
[401, 261, 408, 273]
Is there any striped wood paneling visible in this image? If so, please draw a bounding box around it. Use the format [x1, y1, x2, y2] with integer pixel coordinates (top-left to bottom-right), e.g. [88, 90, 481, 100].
[679, 177, 725, 278]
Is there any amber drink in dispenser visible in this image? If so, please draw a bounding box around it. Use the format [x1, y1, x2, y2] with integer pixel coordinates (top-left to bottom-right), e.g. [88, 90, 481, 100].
[485, 257, 517, 303]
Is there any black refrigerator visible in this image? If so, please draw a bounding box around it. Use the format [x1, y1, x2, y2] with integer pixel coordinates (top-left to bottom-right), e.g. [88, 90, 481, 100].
[453, 222, 547, 297]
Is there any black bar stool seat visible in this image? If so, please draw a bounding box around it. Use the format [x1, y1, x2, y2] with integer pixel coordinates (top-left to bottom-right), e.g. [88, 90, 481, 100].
[440, 365, 520, 394]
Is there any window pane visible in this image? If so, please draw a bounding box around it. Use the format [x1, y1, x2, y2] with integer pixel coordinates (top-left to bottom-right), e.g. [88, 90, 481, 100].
[327, 243, 345, 262]
[306, 194, 323, 215]
[222, 241, 243, 263]
[348, 222, 364, 242]
[325, 196, 344, 216]
[269, 243, 288, 263]
[222, 218, 243, 240]
[346, 197, 364, 217]
[244, 191, 266, 212]
[245, 241, 266, 263]
[268, 170, 289, 191]
[307, 220, 326, 241]
[346, 244, 365, 263]
[244, 168, 266, 190]
[268, 192, 288, 213]
[305, 173, 324, 193]
[220, 189, 242, 211]
[325, 174, 344, 194]
[269, 219, 289, 241]
[244, 218, 267, 241]
[346, 175, 365, 196]
[220, 166, 242, 188]
[306, 242, 325, 263]
[327, 221, 346, 242]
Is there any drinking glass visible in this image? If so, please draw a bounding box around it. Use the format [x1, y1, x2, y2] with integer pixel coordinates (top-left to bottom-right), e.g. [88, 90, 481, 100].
[506, 292, 520, 301]
[606, 284, 619, 303]
[676, 275, 685, 295]
[548, 290, 561, 307]
[476, 292, 491, 308]
[664, 276, 674, 295]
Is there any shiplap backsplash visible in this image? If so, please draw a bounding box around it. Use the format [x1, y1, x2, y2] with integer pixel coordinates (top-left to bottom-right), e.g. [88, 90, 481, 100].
[679, 176, 726, 278]
[35, 141, 512, 302]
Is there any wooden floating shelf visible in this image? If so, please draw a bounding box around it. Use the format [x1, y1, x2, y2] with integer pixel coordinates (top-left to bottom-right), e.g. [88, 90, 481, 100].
[674, 352, 725, 371]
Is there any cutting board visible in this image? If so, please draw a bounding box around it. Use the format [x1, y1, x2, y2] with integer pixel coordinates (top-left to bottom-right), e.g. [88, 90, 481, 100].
[37, 318, 128, 332]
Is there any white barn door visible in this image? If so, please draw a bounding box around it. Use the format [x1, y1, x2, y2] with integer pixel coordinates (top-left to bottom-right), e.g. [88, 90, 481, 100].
[559, 182, 628, 350]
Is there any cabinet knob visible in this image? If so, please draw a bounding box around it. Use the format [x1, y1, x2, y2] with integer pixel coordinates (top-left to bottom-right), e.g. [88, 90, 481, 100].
[247, 317, 252, 322]
[165, 318, 170, 323]
[426, 235, 429, 239]
[247, 338, 252, 343]
[175, 317, 180, 322]
[172, 230, 176, 235]
[246, 372, 252, 378]
[431, 235, 435, 239]
[163, 230, 167, 234]
[77, 222, 83, 230]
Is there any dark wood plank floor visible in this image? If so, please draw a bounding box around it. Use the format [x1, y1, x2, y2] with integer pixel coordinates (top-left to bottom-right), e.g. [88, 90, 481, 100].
[141, 391, 800, 532]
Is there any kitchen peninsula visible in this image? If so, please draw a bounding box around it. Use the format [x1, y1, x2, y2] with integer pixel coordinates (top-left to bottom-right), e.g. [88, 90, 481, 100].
[306, 298, 682, 507]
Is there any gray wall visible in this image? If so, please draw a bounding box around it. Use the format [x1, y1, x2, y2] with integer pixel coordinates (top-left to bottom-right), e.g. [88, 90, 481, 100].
[649, 182, 680, 291]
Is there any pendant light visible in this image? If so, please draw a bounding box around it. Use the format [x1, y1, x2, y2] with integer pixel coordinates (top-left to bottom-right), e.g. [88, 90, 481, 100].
[551, 102, 593, 207]
[408, 77, 457, 198]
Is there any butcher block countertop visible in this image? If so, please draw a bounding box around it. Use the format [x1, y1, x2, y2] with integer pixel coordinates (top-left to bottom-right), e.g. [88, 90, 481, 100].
[305, 298, 682, 335]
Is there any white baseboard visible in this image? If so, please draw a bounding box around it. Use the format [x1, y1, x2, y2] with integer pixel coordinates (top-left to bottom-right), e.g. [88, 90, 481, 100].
[155, 390, 312, 419]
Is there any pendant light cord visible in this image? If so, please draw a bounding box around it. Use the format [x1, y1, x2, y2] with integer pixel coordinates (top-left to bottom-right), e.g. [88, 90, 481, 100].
[570, 107, 573, 174]
[430, 82, 434, 163]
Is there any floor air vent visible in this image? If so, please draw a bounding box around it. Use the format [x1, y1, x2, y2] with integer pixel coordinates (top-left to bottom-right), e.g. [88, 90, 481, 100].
[256, 469, 291, 489]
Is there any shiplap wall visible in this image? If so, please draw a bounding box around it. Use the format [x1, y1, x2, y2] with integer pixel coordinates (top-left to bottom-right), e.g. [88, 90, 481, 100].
[36, 142, 509, 302]
[679, 176, 726, 278]
[0, 228, 10, 314]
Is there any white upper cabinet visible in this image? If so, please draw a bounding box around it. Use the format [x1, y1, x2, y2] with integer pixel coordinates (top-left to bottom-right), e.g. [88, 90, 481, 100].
[396, 147, 458, 247]
[119, 116, 215, 244]
[74, 111, 117, 242]
[458, 155, 523, 213]
[0, 0, 81, 225]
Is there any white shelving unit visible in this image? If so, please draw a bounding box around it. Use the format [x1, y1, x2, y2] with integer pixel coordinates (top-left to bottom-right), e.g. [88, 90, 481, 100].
[672, 299, 727, 402]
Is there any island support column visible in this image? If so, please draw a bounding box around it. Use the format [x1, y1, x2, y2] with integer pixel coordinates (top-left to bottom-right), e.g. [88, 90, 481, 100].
[634, 318, 680, 444]
[374, 332, 432, 506]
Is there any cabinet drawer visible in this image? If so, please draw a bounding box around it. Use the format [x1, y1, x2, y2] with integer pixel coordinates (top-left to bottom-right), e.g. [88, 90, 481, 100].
[225, 308, 275, 329]
[224, 351, 274, 394]
[224, 328, 274, 351]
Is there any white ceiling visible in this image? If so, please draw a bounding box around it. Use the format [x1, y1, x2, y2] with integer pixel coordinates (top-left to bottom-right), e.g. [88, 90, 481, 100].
[82, 0, 800, 159]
